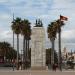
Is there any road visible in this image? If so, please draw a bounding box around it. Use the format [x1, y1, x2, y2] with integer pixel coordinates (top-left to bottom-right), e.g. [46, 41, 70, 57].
[0, 70, 75, 75]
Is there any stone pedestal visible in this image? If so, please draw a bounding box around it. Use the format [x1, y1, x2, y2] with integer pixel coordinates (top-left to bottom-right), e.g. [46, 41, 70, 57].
[31, 27, 46, 70]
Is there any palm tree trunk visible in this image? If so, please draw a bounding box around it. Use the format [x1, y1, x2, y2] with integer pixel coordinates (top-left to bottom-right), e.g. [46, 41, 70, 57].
[28, 40, 29, 60]
[27, 39, 29, 68]
[26, 39, 28, 64]
[27, 39, 29, 60]
[58, 28, 62, 71]
[51, 38, 55, 69]
[23, 35, 26, 69]
[17, 34, 19, 70]
[26, 39, 27, 68]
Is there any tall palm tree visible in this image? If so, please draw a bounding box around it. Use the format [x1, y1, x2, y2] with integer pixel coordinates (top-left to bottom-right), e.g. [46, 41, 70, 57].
[11, 17, 21, 70]
[47, 22, 57, 69]
[55, 19, 64, 70]
[21, 19, 31, 69]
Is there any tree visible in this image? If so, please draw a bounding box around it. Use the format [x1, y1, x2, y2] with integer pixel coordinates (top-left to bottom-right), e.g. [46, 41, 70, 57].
[11, 17, 21, 70]
[6, 47, 17, 60]
[48, 19, 65, 70]
[46, 48, 58, 68]
[55, 19, 64, 70]
[21, 19, 31, 69]
[47, 21, 57, 69]
[0, 42, 17, 62]
[0, 42, 10, 61]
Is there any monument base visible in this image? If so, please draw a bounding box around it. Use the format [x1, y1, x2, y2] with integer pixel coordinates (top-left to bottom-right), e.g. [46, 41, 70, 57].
[31, 66, 46, 70]
[31, 27, 46, 70]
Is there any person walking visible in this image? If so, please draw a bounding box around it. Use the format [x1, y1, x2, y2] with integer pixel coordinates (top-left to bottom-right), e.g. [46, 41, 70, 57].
[53, 64, 57, 71]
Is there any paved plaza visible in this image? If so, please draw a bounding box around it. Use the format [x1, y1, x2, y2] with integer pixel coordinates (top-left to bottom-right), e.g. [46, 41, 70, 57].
[0, 69, 75, 75]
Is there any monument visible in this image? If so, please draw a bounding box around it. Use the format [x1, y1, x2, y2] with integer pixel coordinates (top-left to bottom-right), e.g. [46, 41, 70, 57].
[31, 26, 46, 70]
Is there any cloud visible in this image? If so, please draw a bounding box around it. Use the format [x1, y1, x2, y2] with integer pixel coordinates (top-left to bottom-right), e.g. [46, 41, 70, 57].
[62, 30, 75, 39]
[0, 0, 9, 3]
[0, 0, 75, 51]
[0, 30, 12, 39]
[52, 0, 75, 9]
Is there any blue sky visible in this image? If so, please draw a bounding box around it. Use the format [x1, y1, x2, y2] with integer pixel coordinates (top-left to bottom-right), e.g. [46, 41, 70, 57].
[0, 0, 75, 52]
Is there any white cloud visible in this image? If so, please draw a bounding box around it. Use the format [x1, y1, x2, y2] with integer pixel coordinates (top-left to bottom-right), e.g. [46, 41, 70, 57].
[62, 30, 75, 39]
[0, 30, 12, 39]
[52, 0, 75, 9]
[0, 0, 9, 3]
[0, 13, 11, 21]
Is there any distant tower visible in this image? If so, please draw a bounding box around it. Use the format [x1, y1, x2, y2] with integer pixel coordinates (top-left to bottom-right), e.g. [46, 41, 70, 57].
[71, 49, 73, 56]
[63, 47, 68, 61]
[73, 50, 75, 62]
[63, 47, 67, 53]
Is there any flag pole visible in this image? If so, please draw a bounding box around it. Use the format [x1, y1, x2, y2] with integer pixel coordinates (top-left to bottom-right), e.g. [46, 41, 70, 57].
[13, 13, 14, 49]
[58, 15, 68, 71]
[58, 16, 62, 71]
[13, 13, 15, 71]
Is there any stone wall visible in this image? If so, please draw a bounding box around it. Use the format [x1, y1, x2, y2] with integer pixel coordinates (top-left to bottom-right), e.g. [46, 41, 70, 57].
[31, 27, 46, 70]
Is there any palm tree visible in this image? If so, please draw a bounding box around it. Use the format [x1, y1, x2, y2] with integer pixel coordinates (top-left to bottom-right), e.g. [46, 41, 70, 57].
[11, 17, 21, 70]
[47, 22, 57, 69]
[21, 19, 31, 69]
[55, 19, 64, 70]
[46, 48, 58, 66]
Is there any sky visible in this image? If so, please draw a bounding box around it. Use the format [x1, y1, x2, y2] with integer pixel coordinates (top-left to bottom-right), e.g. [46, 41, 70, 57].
[0, 0, 75, 52]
